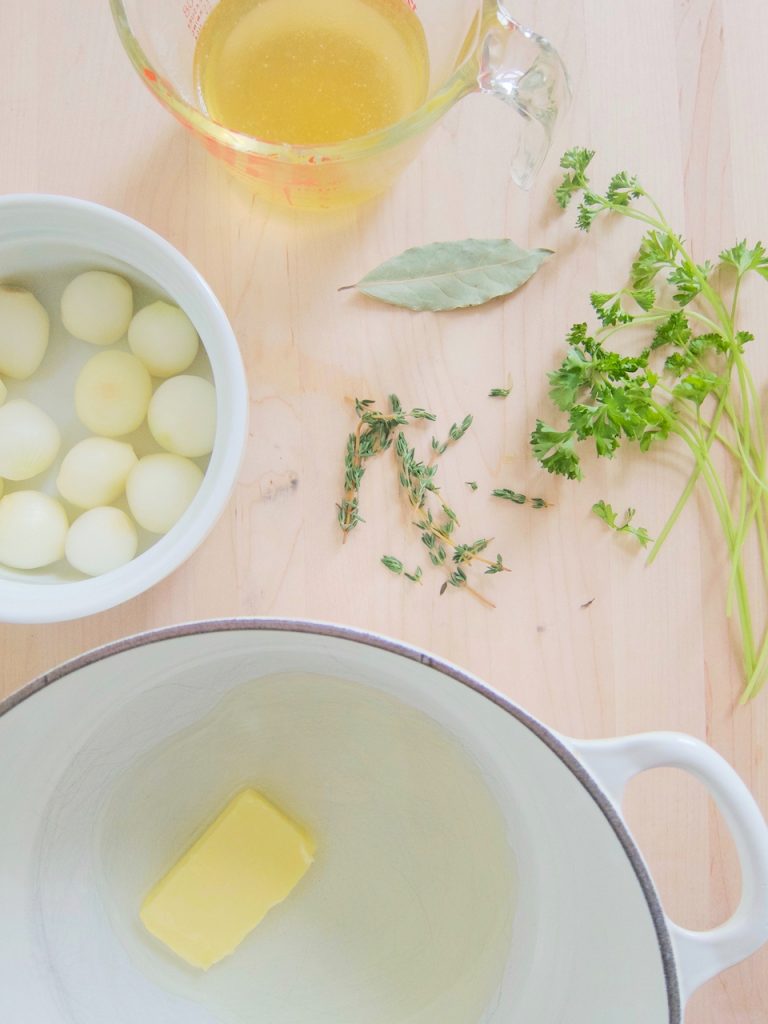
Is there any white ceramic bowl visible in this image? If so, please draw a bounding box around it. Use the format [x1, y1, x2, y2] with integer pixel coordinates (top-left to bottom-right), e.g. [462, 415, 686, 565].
[0, 195, 248, 622]
[1, 620, 766, 1023]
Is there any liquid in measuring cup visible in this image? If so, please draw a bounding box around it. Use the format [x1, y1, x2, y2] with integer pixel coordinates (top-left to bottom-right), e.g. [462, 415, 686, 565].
[193, 0, 430, 145]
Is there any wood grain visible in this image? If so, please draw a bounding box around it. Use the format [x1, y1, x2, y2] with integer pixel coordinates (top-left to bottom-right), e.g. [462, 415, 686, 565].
[1, 1, 767, 1019]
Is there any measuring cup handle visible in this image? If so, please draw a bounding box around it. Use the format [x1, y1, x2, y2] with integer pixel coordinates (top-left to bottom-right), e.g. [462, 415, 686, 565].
[477, 6, 571, 189]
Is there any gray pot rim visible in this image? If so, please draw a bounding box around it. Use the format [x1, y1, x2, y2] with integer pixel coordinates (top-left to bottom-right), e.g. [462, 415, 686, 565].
[0, 616, 680, 1022]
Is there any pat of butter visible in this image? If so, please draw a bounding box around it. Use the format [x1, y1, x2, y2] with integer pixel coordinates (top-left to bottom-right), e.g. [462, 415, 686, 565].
[140, 789, 315, 969]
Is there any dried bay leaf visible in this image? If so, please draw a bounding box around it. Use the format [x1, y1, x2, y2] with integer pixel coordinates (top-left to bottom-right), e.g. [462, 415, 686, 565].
[345, 238, 553, 311]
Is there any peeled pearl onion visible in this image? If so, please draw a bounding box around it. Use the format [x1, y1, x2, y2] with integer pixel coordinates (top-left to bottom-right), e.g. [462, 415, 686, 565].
[128, 300, 199, 377]
[126, 453, 203, 534]
[61, 271, 133, 345]
[0, 399, 61, 481]
[0, 491, 68, 569]
[148, 375, 216, 457]
[0, 285, 50, 379]
[57, 437, 138, 509]
[65, 507, 138, 576]
[75, 350, 151, 437]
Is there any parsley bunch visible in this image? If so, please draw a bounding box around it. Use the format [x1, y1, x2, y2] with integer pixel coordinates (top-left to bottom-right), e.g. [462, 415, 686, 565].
[533, 149, 768, 700]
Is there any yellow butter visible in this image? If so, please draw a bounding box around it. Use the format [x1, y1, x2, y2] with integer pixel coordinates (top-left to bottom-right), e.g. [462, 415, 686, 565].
[140, 789, 315, 969]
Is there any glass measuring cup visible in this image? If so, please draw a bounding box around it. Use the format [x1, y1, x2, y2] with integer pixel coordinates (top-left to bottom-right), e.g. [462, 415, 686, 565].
[111, 0, 569, 210]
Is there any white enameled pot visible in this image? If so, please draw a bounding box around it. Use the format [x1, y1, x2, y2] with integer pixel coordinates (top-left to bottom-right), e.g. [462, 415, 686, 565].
[1, 620, 766, 1023]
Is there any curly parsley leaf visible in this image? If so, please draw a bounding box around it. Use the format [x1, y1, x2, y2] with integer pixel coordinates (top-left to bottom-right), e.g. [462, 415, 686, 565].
[719, 240, 768, 279]
[592, 501, 653, 548]
[531, 421, 583, 479]
[555, 148, 595, 208]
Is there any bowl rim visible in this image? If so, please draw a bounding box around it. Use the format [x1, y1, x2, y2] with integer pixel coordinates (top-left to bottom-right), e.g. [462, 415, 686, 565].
[0, 194, 249, 623]
[0, 616, 681, 1021]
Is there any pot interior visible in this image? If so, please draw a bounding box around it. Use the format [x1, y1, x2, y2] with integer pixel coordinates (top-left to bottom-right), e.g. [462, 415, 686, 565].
[0, 625, 672, 1023]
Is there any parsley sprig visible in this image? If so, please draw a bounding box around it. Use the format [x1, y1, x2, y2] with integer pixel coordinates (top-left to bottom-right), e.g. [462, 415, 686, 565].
[592, 501, 652, 548]
[534, 148, 768, 700]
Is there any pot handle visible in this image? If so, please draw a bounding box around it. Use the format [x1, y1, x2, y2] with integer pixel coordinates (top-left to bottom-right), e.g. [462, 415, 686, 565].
[569, 732, 768, 1003]
[477, 4, 571, 189]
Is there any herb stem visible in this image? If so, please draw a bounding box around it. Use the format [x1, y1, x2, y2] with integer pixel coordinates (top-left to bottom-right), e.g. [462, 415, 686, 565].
[461, 582, 497, 609]
[730, 277, 742, 326]
[646, 381, 732, 566]
[674, 421, 757, 676]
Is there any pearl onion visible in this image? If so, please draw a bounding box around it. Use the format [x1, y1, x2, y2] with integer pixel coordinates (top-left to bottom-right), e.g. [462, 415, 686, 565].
[75, 350, 152, 437]
[57, 437, 138, 508]
[126, 453, 203, 534]
[65, 507, 138, 576]
[148, 375, 216, 457]
[128, 300, 199, 377]
[0, 285, 49, 379]
[0, 491, 68, 569]
[0, 399, 61, 481]
[61, 271, 133, 345]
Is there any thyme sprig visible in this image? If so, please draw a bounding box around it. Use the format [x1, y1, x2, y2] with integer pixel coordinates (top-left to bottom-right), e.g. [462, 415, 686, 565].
[338, 395, 436, 537]
[338, 396, 520, 605]
[492, 488, 550, 509]
[430, 415, 473, 459]
[381, 556, 423, 582]
[396, 431, 511, 604]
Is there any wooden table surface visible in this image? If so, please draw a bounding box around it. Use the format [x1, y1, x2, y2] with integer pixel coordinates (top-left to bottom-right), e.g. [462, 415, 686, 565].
[2, 1, 767, 1020]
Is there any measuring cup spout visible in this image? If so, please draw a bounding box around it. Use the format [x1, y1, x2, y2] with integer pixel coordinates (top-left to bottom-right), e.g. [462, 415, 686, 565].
[478, 5, 571, 188]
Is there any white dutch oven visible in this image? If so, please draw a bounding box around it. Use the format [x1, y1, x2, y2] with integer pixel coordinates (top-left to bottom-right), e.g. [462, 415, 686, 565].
[1, 620, 767, 1023]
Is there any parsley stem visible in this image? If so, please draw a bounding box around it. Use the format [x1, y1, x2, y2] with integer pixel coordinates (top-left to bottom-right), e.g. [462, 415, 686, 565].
[596, 313, 667, 347]
[742, 358, 767, 461]
[681, 309, 724, 334]
[646, 391, 728, 566]
[642, 190, 671, 229]
[730, 277, 742, 326]
[726, 479, 767, 619]
[674, 420, 757, 676]
[745, 511, 768, 698]
[728, 363, 752, 615]
[745, 651, 768, 701]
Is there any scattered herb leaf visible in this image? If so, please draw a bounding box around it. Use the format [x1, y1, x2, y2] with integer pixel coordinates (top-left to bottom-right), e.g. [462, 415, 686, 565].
[381, 555, 423, 582]
[492, 488, 550, 508]
[485, 553, 509, 575]
[592, 501, 652, 548]
[431, 415, 473, 457]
